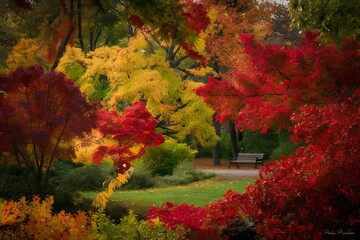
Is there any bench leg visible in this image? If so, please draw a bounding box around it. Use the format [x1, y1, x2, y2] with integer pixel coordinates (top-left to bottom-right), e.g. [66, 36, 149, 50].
[236, 162, 239, 168]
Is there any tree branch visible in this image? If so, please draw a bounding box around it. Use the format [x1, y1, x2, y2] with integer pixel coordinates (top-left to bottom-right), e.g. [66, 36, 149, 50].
[276, 67, 292, 81]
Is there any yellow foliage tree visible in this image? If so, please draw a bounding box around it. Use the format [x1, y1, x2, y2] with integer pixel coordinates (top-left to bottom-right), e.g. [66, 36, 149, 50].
[58, 33, 219, 147]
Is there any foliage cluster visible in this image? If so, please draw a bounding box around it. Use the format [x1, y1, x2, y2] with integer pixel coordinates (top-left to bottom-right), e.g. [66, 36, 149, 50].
[0, 164, 39, 201]
[93, 210, 179, 240]
[0, 197, 179, 240]
[93, 101, 164, 173]
[0, 196, 95, 240]
[197, 32, 360, 132]
[289, 0, 360, 43]
[241, 92, 360, 238]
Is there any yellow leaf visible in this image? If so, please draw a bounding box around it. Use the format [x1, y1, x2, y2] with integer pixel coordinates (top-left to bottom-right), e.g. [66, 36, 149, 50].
[6, 38, 48, 72]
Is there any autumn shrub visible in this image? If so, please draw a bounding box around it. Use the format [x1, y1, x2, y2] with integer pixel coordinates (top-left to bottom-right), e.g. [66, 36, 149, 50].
[139, 139, 196, 176]
[154, 161, 215, 187]
[52, 160, 116, 192]
[92, 210, 180, 239]
[241, 95, 360, 239]
[171, 161, 215, 183]
[0, 196, 95, 240]
[0, 196, 184, 240]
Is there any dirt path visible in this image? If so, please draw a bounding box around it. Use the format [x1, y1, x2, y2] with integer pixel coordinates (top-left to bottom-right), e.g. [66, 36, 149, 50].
[195, 158, 260, 180]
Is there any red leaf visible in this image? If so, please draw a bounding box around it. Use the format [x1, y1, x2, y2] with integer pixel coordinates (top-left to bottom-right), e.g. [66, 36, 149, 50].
[129, 15, 144, 28]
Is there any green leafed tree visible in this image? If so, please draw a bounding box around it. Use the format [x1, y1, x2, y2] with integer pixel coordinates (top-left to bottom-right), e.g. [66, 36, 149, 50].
[290, 0, 360, 43]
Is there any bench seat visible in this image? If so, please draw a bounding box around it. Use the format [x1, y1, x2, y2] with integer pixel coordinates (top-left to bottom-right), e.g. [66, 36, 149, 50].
[229, 153, 265, 169]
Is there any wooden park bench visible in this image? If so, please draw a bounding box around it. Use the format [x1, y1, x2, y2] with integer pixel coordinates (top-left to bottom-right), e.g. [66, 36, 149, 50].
[228, 153, 265, 169]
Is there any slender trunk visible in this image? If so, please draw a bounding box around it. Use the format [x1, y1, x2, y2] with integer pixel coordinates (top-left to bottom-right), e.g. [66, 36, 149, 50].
[13, 144, 32, 190]
[212, 118, 221, 165]
[228, 121, 238, 158]
[44, 114, 70, 190]
[89, 29, 94, 51]
[13, 145, 27, 180]
[94, 30, 102, 48]
[77, 0, 85, 51]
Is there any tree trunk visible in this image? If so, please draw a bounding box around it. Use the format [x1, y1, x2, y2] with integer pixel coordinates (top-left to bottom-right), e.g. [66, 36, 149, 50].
[89, 29, 94, 51]
[212, 118, 221, 165]
[50, 0, 75, 70]
[77, 0, 85, 51]
[229, 121, 238, 158]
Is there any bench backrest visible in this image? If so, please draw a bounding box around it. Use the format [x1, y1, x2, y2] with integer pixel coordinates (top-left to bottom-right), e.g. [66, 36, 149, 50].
[237, 153, 264, 160]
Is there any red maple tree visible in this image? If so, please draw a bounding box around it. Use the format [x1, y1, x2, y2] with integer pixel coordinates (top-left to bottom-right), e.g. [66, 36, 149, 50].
[197, 32, 360, 131]
[0, 65, 96, 192]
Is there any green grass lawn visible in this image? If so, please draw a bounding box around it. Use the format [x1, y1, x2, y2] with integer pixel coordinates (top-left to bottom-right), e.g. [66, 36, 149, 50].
[81, 177, 255, 217]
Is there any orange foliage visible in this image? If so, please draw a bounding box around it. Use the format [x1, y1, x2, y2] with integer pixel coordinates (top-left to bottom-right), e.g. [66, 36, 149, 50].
[0, 196, 95, 239]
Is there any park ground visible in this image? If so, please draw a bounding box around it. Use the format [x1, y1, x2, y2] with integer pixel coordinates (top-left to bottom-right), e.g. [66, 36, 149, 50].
[195, 158, 260, 180]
